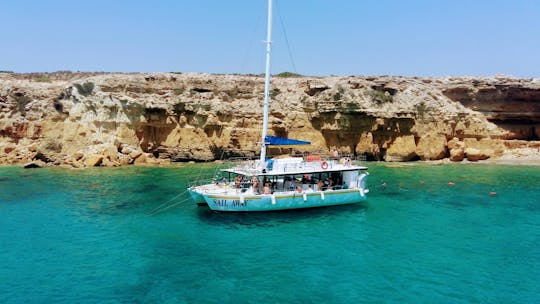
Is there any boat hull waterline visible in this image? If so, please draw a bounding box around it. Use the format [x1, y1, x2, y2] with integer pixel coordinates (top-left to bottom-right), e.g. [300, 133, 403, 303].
[209, 189, 366, 211]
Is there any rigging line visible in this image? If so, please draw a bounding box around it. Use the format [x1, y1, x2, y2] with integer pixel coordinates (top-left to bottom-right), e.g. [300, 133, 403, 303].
[208, 125, 227, 186]
[147, 190, 188, 215]
[193, 122, 225, 186]
[185, 123, 226, 198]
[275, 0, 297, 74]
[217, 123, 226, 161]
[241, 0, 266, 75]
[148, 197, 193, 215]
[210, 124, 226, 182]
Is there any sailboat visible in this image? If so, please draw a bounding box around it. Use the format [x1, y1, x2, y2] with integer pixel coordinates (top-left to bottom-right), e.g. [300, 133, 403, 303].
[188, 0, 369, 211]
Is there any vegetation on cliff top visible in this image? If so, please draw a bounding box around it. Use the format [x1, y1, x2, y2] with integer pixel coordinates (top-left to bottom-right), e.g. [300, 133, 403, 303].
[274, 72, 302, 78]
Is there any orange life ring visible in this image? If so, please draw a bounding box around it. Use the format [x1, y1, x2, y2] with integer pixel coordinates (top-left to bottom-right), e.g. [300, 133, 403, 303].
[321, 161, 328, 170]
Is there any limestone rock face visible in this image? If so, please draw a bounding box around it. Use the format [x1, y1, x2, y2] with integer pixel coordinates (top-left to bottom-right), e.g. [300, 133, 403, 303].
[448, 138, 465, 162]
[450, 148, 465, 162]
[133, 153, 148, 165]
[355, 132, 381, 160]
[84, 154, 104, 167]
[416, 135, 447, 160]
[385, 135, 417, 161]
[1, 72, 539, 166]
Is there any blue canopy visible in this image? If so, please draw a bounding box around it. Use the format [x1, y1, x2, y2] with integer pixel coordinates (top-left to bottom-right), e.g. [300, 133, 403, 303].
[265, 136, 311, 146]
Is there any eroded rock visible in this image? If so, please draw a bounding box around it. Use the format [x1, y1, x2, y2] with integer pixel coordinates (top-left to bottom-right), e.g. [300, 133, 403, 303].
[416, 135, 447, 160]
[465, 148, 491, 161]
[84, 154, 104, 167]
[385, 135, 417, 161]
[24, 160, 46, 168]
[1, 72, 539, 166]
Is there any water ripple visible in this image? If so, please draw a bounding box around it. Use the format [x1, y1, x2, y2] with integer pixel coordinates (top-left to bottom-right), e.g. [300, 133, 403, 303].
[0, 164, 539, 303]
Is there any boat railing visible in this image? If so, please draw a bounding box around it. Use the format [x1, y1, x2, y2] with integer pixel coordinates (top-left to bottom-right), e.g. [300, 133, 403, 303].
[218, 153, 367, 165]
[264, 154, 368, 174]
[222, 156, 259, 163]
[288, 152, 366, 162]
[190, 154, 368, 187]
[270, 158, 345, 174]
[188, 174, 217, 188]
[352, 155, 367, 165]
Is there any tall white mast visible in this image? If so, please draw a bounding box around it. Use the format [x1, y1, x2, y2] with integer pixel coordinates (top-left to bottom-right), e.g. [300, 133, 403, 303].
[259, 0, 273, 167]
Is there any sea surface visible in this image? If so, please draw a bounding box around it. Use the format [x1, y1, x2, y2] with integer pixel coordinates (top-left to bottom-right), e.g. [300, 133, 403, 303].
[0, 163, 539, 303]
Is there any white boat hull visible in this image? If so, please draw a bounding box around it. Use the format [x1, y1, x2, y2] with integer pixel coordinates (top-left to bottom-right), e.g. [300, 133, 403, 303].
[202, 188, 368, 212]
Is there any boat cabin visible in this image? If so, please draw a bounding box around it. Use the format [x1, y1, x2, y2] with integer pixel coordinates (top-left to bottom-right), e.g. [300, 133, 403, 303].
[215, 157, 366, 196]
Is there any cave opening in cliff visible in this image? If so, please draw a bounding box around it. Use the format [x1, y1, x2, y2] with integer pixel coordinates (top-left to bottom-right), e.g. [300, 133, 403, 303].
[531, 127, 539, 140]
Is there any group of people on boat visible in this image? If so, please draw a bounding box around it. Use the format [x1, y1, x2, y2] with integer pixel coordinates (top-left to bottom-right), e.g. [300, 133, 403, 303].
[216, 171, 349, 196]
[283, 175, 343, 193]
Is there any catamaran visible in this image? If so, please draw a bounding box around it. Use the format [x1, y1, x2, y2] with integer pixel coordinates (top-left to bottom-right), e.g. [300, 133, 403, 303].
[188, 0, 369, 211]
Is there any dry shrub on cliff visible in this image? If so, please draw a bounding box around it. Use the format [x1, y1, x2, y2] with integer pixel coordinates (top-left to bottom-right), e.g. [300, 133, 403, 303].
[369, 89, 393, 104]
[225, 86, 239, 100]
[12, 93, 32, 114]
[40, 138, 62, 153]
[332, 86, 346, 101]
[270, 88, 281, 99]
[74, 82, 95, 96]
[33, 75, 51, 83]
[415, 101, 431, 119]
[173, 102, 186, 114]
[173, 87, 185, 95]
[56, 89, 72, 101]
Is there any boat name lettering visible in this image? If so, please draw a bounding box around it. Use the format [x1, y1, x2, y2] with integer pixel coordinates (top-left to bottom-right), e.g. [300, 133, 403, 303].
[213, 199, 245, 207]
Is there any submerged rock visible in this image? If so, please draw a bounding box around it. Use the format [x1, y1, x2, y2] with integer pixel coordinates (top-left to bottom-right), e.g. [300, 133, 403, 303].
[23, 160, 46, 169]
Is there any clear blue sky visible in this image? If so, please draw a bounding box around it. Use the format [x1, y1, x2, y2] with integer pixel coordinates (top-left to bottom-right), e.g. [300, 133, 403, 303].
[1, 0, 539, 77]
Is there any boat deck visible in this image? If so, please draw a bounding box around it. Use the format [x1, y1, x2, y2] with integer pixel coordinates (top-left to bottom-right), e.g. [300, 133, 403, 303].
[223, 158, 367, 176]
[192, 182, 359, 196]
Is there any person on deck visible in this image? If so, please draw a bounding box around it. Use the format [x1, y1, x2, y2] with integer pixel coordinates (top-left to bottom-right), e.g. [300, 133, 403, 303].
[251, 177, 260, 194]
[317, 180, 324, 191]
[234, 176, 242, 189]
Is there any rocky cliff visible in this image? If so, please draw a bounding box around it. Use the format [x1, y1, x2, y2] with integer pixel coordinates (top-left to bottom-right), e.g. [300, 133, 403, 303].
[1, 72, 539, 167]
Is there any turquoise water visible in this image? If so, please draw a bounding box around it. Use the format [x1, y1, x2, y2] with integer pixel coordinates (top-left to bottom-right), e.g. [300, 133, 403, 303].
[1, 163, 539, 303]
